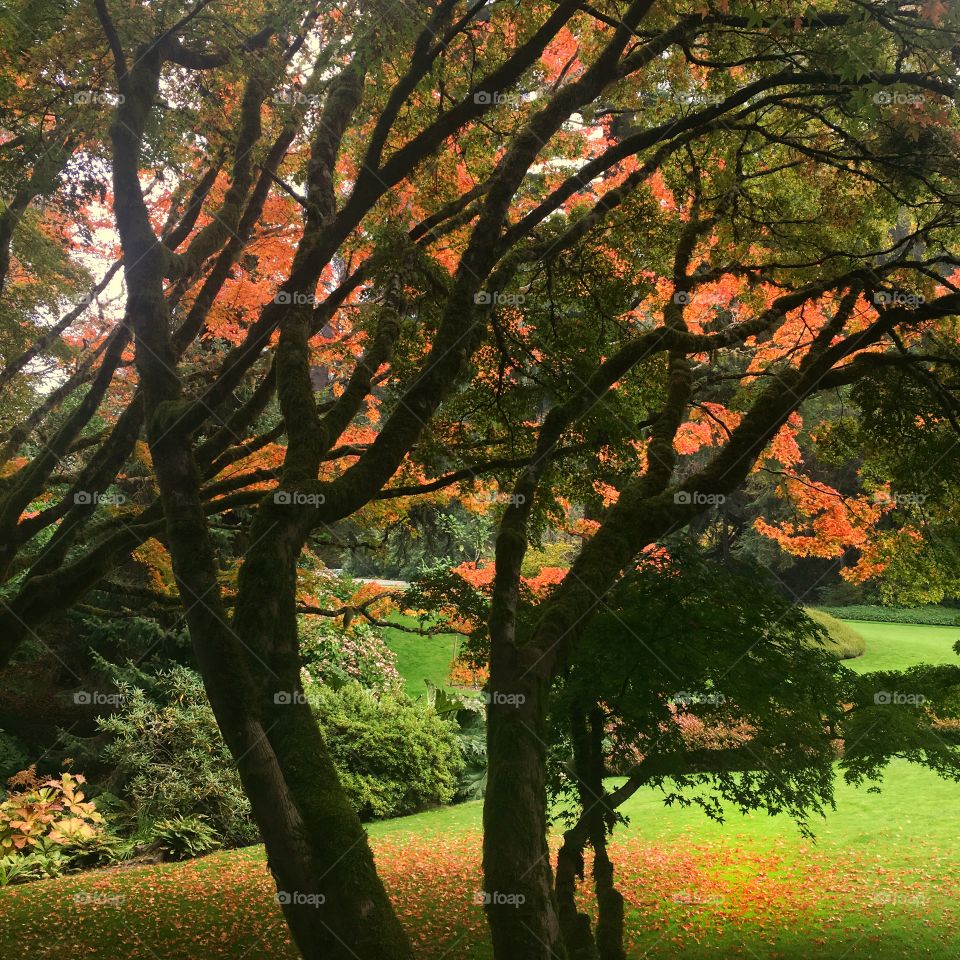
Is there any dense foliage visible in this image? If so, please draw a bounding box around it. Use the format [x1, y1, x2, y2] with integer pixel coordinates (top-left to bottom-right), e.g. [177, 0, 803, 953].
[3, 1, 960, 956]
[309, 682, 464, 820]
[818, 605, 960, 626]
[92, 666, 258, 848]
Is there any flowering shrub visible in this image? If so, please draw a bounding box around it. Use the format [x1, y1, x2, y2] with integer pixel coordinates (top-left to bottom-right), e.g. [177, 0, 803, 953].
[0, 769, 103, 854]
[299, 615, 401, 692]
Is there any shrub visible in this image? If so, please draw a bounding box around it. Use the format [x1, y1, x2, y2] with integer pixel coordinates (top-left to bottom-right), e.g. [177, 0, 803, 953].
[310, 682, 464, 819]
[0, 841, 72, 886]
[520, 539, 576, 577]
[299, 614, 401, 692]
[93, 666, 258, 847]
[0, 769, 103, 855]
[816, 604, 960, 626]
[804, 609, 867, 659]
[149, 815, 219, 861]
[427, 684, 488, 801]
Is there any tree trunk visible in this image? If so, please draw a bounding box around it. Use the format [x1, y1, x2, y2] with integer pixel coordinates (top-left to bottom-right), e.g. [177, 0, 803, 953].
[147, 403, 411, 960]
[483, 646, 565, 959]
[99, 42, 411, 959]
[585, 711, 625, 960]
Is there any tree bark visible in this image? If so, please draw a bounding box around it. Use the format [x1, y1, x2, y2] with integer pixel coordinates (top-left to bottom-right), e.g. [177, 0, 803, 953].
[91, 19, 412, 955]
[483, 648, 564, 959]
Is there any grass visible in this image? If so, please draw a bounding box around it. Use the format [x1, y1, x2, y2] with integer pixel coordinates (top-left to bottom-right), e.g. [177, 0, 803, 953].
[2, 620, 959, 958]
[840, 619, 960, 674]
[804, 608, 867, 659]
[382, 614, 461, 699]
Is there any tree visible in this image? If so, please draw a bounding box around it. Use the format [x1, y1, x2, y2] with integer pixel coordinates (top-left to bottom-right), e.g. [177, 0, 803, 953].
[1, 2, 960, 959]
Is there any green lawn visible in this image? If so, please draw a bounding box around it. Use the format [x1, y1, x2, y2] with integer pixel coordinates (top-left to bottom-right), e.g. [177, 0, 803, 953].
[2, 620, 959, 958]
[842, 619, 960, 673]
[383, 614, 462, 698]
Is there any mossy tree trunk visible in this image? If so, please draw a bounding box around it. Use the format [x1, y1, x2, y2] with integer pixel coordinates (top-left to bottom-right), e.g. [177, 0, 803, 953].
[93, 17, 412, 956]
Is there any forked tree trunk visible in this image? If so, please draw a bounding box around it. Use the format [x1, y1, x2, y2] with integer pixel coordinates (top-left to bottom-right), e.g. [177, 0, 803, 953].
[147, 400, 411, 960]
[103, 44, 411, 959]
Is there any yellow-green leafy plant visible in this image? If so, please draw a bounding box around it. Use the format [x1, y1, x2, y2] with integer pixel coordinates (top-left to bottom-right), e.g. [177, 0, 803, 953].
[0, 768, 103, 855]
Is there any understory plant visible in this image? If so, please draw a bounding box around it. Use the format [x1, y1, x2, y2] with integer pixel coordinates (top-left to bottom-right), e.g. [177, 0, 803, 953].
[310, 681, 464, 819]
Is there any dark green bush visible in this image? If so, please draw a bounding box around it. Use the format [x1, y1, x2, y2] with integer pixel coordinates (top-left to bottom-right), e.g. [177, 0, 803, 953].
[0, 729, 27, 782]
[310, 682, 464, 819]
[804, 609, 867, 659]
[426, 683, 487, 801]
[816, 605, 960, 626]
[93, 666, 257, 847]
